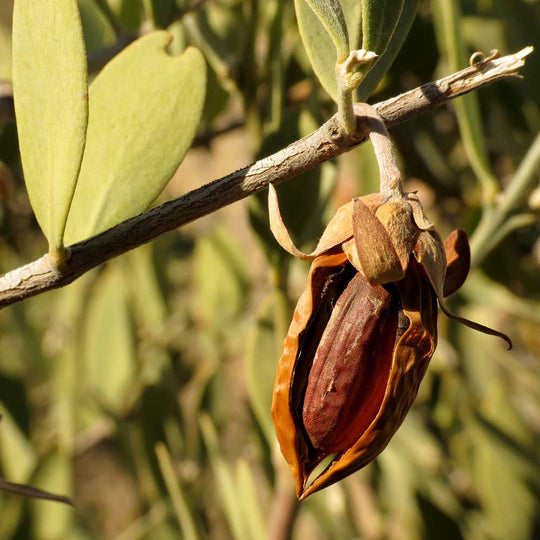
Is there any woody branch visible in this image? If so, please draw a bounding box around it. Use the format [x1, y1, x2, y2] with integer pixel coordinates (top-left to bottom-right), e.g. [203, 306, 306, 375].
[0, 47, 532, 309]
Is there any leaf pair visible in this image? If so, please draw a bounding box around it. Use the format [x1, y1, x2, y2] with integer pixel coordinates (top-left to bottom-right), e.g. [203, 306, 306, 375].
[12, 1, 206, 258]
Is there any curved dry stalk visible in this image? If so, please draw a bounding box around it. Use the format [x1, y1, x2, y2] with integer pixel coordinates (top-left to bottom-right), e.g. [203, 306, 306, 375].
[0, 47, 533, 309]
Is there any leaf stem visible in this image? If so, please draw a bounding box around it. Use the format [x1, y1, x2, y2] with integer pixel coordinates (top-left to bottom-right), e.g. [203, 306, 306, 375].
[337, 50, 378, 135]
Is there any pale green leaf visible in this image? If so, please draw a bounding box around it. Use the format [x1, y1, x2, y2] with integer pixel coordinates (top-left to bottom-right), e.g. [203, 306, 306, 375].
[245, 291, 289, 443]
[342, 0, 363, 50]
[155, 442, 198, 540]
[304, 0, 349, 61]
[295, 0, 362, 102]
[64, 32, 206, 244]
[193, 227, 249, 325]
[12, 0, 88, 253]
[294, 0, 336, 96]
[236, 460, 268, 539]
[30, 452, 72, 538]
[199, 415, 247, 540]
[82, 265, 135, 412]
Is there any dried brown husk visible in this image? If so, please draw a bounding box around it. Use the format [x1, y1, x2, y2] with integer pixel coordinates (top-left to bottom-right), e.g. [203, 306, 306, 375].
[269, 181, 511, 499]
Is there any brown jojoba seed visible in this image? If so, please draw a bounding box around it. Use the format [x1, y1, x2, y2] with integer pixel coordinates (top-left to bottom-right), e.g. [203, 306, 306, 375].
[302, 274, 399, 454]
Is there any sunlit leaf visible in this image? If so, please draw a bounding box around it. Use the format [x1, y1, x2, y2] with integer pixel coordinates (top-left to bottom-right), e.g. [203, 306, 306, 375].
[64, 32, 206, 244]
[294, 1, 364, 102]
[303, 0, 349, 61]
[342, 0, 363, 51]
[12, 0, 88, 253]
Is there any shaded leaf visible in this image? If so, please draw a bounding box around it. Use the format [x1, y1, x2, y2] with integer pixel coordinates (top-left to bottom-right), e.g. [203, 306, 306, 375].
[0, 407, 36, 484]
[471, 404, 537, 540]
[30, 452, 73, 538]
[432, 0, 497, 196]
[362, 0, 405, 56]
[78, 0, 116, 55]
[199, 415, 267, 540]
[82, 265, 136, 412]
[193, 227, 249, 325]
[12, 0, 88, 252]
[245, 290, 289, 443]
[64, 32, 206, 243]
[357, 0, 418, 100]
[294, 1, 364, 101]
[111, 0, 143, 32]
[249, 108, 334, 266]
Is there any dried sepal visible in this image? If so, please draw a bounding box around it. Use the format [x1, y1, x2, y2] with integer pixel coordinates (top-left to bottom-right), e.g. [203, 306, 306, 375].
[268, 183, 353, 260]
[414, 231, 512, 349]
[442, 229, 470, 296]
[268, 183, 389, 261]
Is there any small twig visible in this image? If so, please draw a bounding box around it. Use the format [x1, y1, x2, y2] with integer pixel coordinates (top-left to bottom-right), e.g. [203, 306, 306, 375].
[0, 47, 532, 309]
[0, 477, 73, 506]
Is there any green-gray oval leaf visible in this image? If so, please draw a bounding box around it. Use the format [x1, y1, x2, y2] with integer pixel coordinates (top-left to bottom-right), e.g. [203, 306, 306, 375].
[12, 1, 88, 253]
[304, 0, 349, 61]
[295, 0, 361, 102]
[64, 32, 206, 244]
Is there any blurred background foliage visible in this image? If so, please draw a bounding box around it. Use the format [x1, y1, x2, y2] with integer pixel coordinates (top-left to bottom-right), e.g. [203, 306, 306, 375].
[0, 0, 539, 538]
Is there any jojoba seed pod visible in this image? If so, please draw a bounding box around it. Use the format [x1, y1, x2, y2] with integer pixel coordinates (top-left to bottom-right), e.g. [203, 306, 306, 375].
[302, 274, 398, 453]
